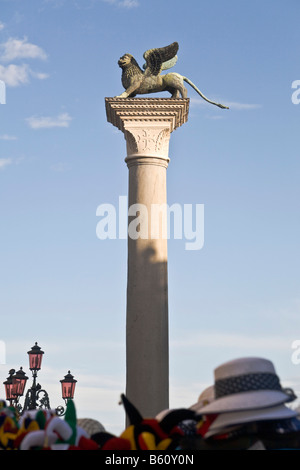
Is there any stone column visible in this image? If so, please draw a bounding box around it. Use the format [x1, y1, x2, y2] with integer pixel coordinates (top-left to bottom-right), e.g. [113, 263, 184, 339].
[105, 98, 189, 419]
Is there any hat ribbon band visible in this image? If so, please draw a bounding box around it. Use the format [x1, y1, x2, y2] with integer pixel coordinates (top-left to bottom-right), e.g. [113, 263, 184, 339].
[215, 372, 282, 399]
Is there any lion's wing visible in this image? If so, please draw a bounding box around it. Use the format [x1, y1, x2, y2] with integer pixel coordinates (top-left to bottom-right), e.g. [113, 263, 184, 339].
[161, 56, 178, 71]
[143, 42, 179, 76]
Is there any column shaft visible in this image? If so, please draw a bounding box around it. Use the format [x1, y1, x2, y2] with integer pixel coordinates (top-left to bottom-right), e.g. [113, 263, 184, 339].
[105, 97, 189, 419]
[126, 155, 169, 417]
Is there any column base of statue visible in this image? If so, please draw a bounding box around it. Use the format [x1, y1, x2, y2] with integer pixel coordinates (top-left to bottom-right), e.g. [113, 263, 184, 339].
[105, 97, 189, 420]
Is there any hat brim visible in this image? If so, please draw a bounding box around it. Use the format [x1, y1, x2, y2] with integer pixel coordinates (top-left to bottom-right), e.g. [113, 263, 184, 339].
[204, 404, 299, 437]
[197, 390, 290, 414]
[189, 399, 212, 412]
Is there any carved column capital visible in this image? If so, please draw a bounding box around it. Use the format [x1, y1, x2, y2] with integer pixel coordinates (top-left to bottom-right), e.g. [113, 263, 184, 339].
[124, 125, 171, 167]
[105, 97, 189, 166]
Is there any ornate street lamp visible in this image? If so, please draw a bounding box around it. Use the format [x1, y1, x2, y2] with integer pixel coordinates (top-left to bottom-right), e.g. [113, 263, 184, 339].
[3, 368, 28, 412]
[3, 369, 17, 405]
[60, 371, 77, 401]
[28, 342, 44, 371]
[12, 367, 28, 398]
[56, 371, 77, 416]
[22, 342, 50, 411]
[2, 342, 77, 416]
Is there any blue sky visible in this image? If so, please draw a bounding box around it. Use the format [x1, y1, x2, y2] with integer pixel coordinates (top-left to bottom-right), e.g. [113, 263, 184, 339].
[0, 0, 300, 434]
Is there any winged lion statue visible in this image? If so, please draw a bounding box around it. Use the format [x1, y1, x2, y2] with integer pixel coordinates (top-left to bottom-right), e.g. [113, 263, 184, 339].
[115, 42, 228, 109]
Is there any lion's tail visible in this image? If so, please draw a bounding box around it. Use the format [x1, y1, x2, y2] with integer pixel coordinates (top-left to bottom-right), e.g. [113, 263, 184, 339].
[182, 77, 229, 109]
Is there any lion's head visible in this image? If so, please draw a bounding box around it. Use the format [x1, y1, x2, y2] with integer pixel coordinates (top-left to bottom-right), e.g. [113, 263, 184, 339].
[118, 54, 134, 68]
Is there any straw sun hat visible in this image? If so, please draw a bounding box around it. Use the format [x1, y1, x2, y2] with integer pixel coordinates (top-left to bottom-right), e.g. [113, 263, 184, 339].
[196, 357, 295, 415]
[205, 403, 299, 437]
[189, 385, 215, 412]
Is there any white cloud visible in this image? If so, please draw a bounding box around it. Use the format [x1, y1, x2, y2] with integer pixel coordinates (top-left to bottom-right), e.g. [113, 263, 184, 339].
[0, 37, 48, 87]
[0, 21, 5, 31]
[191, 96, 261, 110]
[43, 0, 140, 9]
[0, 158, 12, 170]
[0, 37, 47, 62]
[118, 0, 139, 7]
[26, 112, 72, 129]
[0, 64, 49, 87]
[102, 0, 139, 7]
[224, 101, 262, 110]
[50, 162, 68, 172]
[42, 0, 66, 7]
[171, 331, 290, 352]
[0, 134, 18, 140]
[30, 71, 49, 80]
[0, 64, 30, 87]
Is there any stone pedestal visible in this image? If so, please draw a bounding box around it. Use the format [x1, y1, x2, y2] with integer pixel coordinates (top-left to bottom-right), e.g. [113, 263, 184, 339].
[105, 97, 189, 419]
